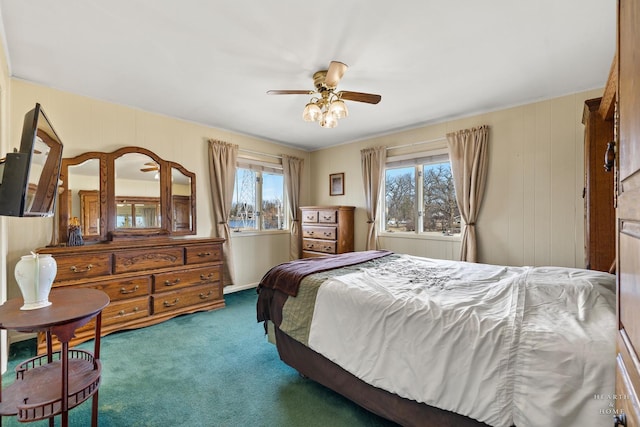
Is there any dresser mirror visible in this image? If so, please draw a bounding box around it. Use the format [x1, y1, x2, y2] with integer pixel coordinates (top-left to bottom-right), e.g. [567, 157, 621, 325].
[114, 152, 162, 230]
[58, 146, 196, 244]
[66, 156, 102, 238]
[171, 165, 194, 231]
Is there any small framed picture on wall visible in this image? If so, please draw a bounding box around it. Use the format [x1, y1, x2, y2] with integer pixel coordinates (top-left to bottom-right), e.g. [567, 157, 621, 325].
[329, 172, 345, 196]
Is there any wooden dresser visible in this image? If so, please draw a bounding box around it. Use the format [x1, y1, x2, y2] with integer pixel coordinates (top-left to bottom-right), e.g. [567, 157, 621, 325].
[36, 237, 225, 353]
[300, 206, 354, 258]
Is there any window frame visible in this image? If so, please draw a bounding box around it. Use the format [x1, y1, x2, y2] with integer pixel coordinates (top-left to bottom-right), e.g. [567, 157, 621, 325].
[381, 148, 462, 239]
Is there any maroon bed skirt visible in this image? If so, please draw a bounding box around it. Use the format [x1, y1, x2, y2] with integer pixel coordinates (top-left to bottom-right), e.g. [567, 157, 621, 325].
[273, 326, 491, 427]
[258, 274, 495, 427]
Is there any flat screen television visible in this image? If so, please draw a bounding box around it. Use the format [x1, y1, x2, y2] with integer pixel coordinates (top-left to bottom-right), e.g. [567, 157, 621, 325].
[0, 103, 64, 217]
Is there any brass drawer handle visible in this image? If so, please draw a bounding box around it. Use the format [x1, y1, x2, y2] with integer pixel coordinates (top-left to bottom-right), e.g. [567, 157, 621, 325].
[164, 278, 181, 286]
[70, 264, 93, 273]
[163, 298, 179, 307]
[605, 141, 616, 172]
[197, 252, 211, 257]
[120, 285, 140, 294]
[199, 290, 214, 299]
[200, 273, 215, 281]
[118, 307, 138, 316]
[323, 232, 332, 237]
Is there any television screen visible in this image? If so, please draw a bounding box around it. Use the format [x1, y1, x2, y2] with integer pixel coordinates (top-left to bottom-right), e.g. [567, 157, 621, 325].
[0, 103, 64, 217]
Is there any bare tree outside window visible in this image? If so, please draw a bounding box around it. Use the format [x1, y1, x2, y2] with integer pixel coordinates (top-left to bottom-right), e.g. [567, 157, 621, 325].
[261, 172, 284, 230]
[231, 168, 257, 230]
[231, 168, 285, 231]
[423, 163, 460, 234]
[384, 161, 460, 235]
[385, 166, 416, 232]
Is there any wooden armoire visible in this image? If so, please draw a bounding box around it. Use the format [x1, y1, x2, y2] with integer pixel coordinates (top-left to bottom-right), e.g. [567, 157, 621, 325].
[583, 98, 616, 272]
[613, 0, 640, 424]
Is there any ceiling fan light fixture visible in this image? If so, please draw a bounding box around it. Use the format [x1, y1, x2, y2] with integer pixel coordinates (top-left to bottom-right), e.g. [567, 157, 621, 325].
[303, 102, 322, 122]
[268, 61, 381, 128]
[320, 112, 338, 128]
[328, 99, 348, 119]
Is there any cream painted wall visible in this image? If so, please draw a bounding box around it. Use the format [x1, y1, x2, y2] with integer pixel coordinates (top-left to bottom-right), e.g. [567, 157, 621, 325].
[310, 89, 603, 268]
[5, 80, 311, 305]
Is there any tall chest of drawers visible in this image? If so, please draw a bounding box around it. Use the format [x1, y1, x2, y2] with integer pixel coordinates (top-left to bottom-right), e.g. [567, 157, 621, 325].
[300, 206, 355, 258]
[36, 238, 225, 353]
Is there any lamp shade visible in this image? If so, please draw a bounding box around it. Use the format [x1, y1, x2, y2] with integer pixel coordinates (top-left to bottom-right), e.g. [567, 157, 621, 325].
[328, 99, 348, 119]
[320, 112, 338, 128]
[302, 102, 322, 122]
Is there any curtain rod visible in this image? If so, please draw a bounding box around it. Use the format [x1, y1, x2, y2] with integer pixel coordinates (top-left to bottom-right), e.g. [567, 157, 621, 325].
[238, 148, 282, 160]
[387, 136, 446, 150]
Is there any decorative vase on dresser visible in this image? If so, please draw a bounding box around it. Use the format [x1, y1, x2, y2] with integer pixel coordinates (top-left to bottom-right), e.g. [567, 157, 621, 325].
[300, 206, 355, 258]
[14, 253, 57, 310]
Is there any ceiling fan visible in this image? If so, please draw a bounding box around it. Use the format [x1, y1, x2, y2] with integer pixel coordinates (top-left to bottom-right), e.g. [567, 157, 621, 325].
[267, 61, 381, 128]
[140, 162, 159, 173]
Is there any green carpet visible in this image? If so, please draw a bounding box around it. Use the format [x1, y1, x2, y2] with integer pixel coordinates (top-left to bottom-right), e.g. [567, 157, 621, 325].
[2, 289, 398, 426]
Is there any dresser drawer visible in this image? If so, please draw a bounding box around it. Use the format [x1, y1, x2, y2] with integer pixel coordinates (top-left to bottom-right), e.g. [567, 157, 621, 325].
[54, 253, 112, 282]
[153, 265, 221, 293]
[185, 243, 222, 265]
[152, 283, 222, 315]
[302, 211, 319, 223]
[114, 247, 184, 274]
[302, 238, 336, 254]
[318, 210, 337, 224]
[302, 225, 336, 240]
[102, 296, 150, 326]
[81, 276, 151, 302]
[77, 296, 150, 333]
[302, 250, 331, 259]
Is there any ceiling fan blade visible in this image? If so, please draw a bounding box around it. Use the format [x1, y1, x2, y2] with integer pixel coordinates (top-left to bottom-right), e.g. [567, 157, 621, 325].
[267, 90, 314, 95]
[140, 167, 158, 172]
[339, 91, 382, 104]
[324, 61, 348, 88]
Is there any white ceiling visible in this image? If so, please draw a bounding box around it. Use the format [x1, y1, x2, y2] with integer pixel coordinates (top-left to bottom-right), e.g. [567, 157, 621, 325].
[0, 1, 616, 152]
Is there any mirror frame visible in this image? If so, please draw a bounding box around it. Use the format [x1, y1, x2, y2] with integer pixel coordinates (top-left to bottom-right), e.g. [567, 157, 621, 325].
[58, 146, 196, 244]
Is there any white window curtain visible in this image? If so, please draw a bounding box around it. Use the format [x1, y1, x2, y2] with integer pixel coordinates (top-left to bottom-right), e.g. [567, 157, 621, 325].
[446, 125, 489, 262]
[361, 146, 387, 250]
[208, 139, 238, 286]
[282, 155, 304, 260]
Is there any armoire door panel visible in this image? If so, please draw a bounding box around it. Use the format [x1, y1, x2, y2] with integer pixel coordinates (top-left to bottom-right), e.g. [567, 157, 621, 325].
[616, 0, 640, 423]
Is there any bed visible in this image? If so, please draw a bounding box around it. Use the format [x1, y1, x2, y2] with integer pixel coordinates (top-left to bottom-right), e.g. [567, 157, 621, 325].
[256, 250, 616, 427]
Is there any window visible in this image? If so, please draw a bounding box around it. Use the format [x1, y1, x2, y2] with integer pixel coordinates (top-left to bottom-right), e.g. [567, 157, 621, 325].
[231, 166, 286, 232]
[383, 152, 460, 236]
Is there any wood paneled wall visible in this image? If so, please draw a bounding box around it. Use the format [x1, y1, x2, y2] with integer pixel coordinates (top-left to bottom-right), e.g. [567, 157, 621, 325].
[311, 89, 603, 268]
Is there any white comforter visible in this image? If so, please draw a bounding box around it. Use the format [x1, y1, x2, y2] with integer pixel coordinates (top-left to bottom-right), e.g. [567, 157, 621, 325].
[307, 255, 616, 427]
